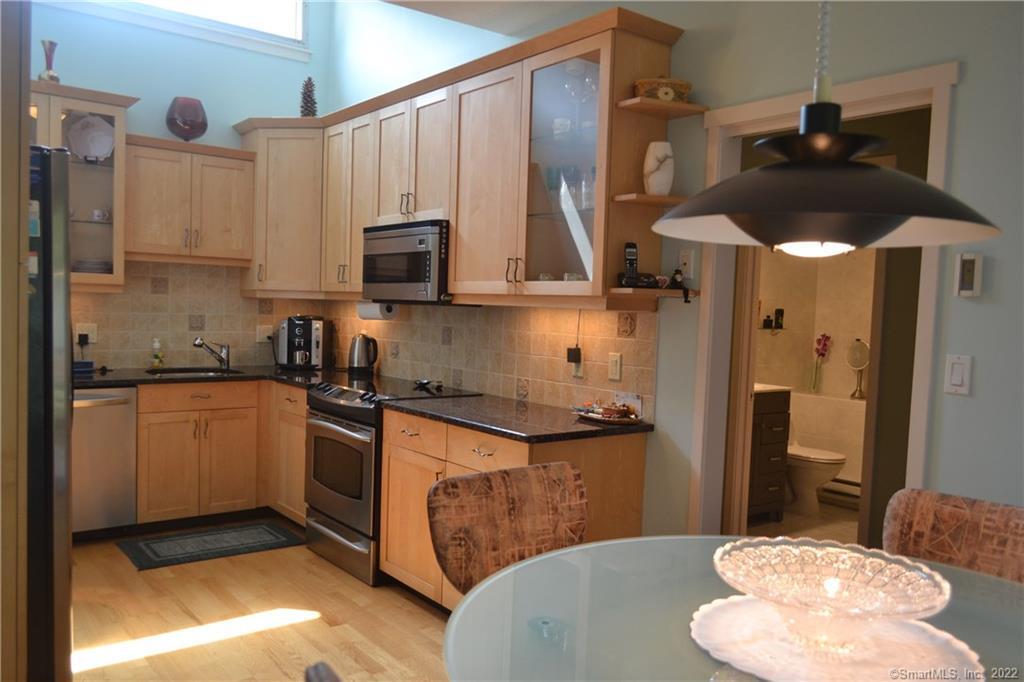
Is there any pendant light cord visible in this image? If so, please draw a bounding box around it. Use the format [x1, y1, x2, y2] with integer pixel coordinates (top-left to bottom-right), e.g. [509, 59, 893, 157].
[813, 0, 832, 103]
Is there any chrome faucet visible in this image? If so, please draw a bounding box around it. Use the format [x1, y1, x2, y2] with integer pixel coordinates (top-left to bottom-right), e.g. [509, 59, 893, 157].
[192, 336, 230, 369]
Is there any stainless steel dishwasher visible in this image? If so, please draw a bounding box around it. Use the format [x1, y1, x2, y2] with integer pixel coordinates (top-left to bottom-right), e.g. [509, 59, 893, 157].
[71, 387, 137, 532]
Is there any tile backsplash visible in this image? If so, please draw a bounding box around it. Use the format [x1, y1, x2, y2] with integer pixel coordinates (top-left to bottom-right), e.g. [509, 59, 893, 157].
[72, 263, 659, 414]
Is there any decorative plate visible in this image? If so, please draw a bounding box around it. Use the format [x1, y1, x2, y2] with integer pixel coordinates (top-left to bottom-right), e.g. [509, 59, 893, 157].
[690, 595, 982, 682]
[713, 536, 951, 621]
[67, 114, 115, 162]
[571, 408, 642, 425]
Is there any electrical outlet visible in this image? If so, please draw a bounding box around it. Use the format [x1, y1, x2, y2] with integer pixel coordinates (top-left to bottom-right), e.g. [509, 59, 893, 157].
[257, 324, 273, 342]
[678, 248, 695, 280]
[75, 322, 98, 344]
[608, 352, 622, 381]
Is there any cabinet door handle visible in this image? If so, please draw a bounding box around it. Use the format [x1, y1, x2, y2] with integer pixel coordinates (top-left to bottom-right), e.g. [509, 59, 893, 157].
[203, 418, 209, 438]
[285, 396, 297, 403]
[182, 227, 190, 249]
[435, 470, 443, 481]
[400, 428, 419, 437]
[337, 264, 344, 283]
[193, 419, 198, 439]
[341, 264, 348, 283]
[505, 257, 513, 283]
[192, 229, 200, 248]
[257, 264, 264, 282]
[768, 455, 783, 463]
[767, 425, 785, 432]
[190, 393, 211, 399]
[767, 485, 782, 493]
[472, 447, 495, 458]
[406, 192, 415, 215]
[512, 257, 521, 283]
[399, 192, 408, 216]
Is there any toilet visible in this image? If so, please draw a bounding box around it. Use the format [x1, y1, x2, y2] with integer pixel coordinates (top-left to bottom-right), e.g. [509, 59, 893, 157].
[786, 443, 847, 515]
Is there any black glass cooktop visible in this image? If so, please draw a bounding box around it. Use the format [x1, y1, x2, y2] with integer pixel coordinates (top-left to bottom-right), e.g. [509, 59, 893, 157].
[306, 370, 480, 424]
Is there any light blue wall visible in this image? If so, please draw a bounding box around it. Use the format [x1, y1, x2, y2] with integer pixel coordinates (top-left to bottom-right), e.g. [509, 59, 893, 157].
[325, 1, 515, 109]
[30, 2, 334, 146]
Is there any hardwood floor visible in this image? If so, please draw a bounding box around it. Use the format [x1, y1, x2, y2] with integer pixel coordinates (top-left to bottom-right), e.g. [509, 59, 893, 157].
[746, 502, 859, 544]
[72, 531, 449, 680]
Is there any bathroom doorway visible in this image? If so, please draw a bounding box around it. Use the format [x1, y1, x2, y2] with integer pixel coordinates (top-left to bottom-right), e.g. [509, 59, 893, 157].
[722, 108, 931, 544]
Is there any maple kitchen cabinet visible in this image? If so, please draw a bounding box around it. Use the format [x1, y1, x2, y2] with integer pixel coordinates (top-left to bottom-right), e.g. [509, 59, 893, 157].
[136, 382, 258, 523]
[321, 113, 376, 293]
[30, 82, 137, 292]
[256, 382, 309, 525]
[239, 125, 323, 295]
[373, 87, 452, 225]
[379, 408, 647, 609]
[125, 135, 255, 265]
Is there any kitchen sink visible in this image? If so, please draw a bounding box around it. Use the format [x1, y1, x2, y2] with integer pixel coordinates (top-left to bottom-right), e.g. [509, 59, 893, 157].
[145, 367, 243, 378]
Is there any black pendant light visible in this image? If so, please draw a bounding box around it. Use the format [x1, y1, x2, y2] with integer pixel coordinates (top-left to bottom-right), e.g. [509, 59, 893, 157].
[653, 1, 999, 257]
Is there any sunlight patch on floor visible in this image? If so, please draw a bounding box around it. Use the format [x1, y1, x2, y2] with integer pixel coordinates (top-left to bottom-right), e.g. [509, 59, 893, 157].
[71, 608, 321, 672]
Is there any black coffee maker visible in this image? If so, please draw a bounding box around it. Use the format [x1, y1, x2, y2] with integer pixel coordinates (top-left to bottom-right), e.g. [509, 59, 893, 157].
[274, 315, 334, 369]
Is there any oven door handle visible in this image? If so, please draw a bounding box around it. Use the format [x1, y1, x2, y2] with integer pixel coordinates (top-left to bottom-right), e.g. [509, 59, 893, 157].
[307, 518, 370, 556]
[307, 418, 373, 444]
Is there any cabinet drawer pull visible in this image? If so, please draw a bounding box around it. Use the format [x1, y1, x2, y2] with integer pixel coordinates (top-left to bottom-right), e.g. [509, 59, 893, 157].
[472, 447, 495, 458]
[193, 419, 198, 439]
[767, 485, 782, 493]
[768, 456, 782, 463]
[285, 396, 297, 404]
[400, 428, 419, 437]
[766, 425, 786, 432]
[190, 393, 211, 399]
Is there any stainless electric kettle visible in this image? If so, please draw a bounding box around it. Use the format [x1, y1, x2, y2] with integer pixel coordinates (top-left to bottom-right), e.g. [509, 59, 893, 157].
[347, 332, 378, 373]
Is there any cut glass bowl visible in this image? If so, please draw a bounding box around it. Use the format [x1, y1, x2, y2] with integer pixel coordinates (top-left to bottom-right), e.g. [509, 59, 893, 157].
[713, 537, 952, 655]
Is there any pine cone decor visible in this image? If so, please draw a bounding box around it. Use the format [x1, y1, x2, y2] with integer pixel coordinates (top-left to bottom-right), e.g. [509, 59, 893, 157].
[300, 77, 317, 117]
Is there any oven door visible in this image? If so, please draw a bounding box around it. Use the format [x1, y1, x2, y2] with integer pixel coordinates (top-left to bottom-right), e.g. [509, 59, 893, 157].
[305, 414, 376, 536]
[362, 228, 439, 301]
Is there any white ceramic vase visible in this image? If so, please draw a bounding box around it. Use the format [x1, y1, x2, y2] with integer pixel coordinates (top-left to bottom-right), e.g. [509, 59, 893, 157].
[643, 141, 674, 196]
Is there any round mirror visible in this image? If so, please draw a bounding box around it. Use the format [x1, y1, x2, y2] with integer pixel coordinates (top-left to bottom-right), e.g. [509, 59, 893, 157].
[847, 338, 870, 400]
[846, 338, 870, 370]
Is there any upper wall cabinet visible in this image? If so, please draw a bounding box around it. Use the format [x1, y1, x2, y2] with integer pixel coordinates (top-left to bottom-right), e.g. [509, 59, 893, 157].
[373, 87, 452, 226]
[322, 113, 376, 292]
[448, 64, 523, 296]
[125, 136, 254, 265]
[241, 127, 323, 294]
[31, 82, 138, 292]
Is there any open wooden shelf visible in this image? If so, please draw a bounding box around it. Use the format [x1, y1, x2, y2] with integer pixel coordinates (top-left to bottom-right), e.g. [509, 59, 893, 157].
[608, 287, 700, 299]
[616, 97, 708, 119]
[613, 193, 685, 207]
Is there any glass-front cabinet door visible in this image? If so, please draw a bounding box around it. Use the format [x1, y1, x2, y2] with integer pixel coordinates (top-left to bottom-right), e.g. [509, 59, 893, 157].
[55, 97, 126, 287]
[518, 32, 611, 296]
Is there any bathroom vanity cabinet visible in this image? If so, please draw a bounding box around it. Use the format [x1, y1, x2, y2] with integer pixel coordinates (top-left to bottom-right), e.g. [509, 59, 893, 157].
[748, 391, 790, 522]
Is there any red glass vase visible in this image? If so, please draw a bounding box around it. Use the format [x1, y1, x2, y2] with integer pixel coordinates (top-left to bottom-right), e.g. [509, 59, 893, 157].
[165, 97, 208, 141]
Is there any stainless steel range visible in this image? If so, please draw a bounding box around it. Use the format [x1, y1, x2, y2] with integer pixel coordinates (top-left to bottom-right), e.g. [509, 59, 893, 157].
[304, 374, 478, 585]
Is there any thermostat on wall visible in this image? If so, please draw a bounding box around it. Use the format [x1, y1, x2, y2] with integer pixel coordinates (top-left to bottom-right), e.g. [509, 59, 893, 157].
[954, 252, 983, 297]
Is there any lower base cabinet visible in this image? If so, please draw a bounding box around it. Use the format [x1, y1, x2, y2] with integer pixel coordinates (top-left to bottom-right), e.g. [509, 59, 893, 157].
[379, 411, 647, 609]
[200, 408, 258, 515]
[274, 407, 308, 525]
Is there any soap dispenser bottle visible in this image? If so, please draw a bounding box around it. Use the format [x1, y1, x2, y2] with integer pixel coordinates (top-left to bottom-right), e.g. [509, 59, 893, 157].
[151, 338, 164, 368]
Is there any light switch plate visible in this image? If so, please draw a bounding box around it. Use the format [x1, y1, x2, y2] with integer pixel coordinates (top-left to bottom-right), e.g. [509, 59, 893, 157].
[678, 248, 695, 280]
[608, 352, 622, 381]
[75, 322, 98, 344]
[944, 354, 972, 395]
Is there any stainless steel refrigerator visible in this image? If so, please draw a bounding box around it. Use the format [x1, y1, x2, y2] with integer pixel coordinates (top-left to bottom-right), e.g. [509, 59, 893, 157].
[27, 144, 72, 681]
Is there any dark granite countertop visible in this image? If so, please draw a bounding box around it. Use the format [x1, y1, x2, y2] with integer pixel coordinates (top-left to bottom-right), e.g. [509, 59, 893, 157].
[72, 365, 326, 390]
[383, 394, 654, 444]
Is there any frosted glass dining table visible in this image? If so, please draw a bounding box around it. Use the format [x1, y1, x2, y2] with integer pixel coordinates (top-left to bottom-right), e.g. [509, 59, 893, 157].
[444, 536, 1024, 681]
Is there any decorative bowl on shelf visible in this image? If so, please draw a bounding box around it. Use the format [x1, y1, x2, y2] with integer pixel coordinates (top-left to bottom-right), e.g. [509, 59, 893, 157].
[634, 77, 692, 102]
[713, 537, 951, 654]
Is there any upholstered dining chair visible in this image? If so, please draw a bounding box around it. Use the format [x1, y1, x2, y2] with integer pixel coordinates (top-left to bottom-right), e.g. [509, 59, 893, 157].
[426, 461, 588, 594]
[883, 488, 1024, 583]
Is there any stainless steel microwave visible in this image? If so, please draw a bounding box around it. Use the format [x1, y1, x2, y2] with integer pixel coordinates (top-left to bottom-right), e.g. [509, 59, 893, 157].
[362, 220, 449, 303]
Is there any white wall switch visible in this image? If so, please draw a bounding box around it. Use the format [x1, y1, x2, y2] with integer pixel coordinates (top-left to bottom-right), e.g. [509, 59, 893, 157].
[678, 248, 695, 280]
[944, 354, 972, 395]
[257, 324, 273, 342]
[75, 322, 98, 344]
[614, 391, 643, 417]
[608, 352, 622, 381]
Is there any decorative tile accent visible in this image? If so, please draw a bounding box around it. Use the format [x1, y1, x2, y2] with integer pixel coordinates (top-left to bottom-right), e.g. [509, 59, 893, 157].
[150, 277, 169, 294]
[258, 299, 274, 315]
[441, 326, 453, 346]
[617, 312, 637, 338]
[515, 378, 530, 400]
[189, 314, 206, 332]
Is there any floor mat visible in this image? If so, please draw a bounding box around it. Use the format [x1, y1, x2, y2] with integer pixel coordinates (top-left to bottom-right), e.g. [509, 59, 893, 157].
[116, 522, 304, 570]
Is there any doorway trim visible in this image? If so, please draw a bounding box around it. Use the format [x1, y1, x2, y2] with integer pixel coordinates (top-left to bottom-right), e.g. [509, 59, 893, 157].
[687, 62, 959, 534]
